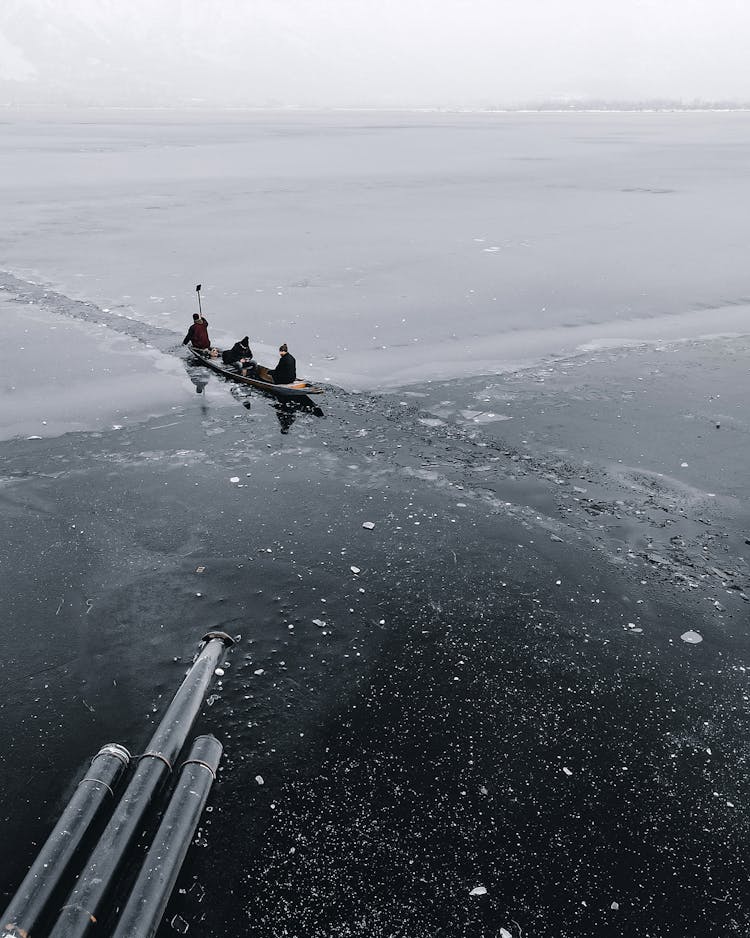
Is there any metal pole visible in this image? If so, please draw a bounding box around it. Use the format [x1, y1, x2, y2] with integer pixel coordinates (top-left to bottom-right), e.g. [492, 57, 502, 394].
[48, 632, 233, 938]
[111, 736, 222, 938]
[0, 744, 130, 938]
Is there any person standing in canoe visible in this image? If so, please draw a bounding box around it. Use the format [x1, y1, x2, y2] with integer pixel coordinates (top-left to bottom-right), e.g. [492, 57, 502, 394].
[270, 343, 296, 384]
[182, 313, 211, 350]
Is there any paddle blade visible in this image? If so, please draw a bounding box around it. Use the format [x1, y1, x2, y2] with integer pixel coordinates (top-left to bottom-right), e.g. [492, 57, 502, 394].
[196, 283, 202, 292]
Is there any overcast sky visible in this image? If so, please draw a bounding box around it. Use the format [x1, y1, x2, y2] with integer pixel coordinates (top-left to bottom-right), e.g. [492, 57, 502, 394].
[1, 0, 749, 108]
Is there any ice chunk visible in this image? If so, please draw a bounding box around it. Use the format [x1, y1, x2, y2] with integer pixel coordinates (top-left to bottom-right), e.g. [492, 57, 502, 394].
[563, 767, 573, 776]
[255, 775, 264, 785]
[214, 667, 225, 676]
[312, 619, 326, 628]
[350, 565, 361, 574]
[230, 476, 240, 483]
[469, 886, 487, 896]
[680, 630, 703, 644]
[362, 522, 375, 530]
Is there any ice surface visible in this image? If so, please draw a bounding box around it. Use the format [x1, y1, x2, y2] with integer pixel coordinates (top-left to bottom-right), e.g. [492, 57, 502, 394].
[2, 109, 750, 399]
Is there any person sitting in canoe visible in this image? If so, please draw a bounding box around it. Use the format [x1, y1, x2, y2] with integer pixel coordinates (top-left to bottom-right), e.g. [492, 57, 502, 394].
[269, 343, 296, 384]
[182, 313, 211, 350]
[222, 337, 256, 375]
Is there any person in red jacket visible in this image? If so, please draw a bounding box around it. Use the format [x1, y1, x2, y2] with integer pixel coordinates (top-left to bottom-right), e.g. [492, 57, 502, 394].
[182, 313, 211, 349]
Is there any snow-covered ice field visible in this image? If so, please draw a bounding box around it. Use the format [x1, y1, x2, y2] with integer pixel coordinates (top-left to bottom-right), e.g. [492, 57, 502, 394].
[2, 108, 749, 394]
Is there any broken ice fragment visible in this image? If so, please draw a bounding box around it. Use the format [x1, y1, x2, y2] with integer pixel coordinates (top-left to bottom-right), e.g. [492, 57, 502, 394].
[350, 565, 361, 574]
[499, 930, 512, 938]
[611, 901, 620, 910]
[362, 522, 375, 530]
[312, 619, 326, 628]
[255, 775, 264, 785]
[469, 886, 487, 896]
[170, 914, 189, 934]
[214, 668, 225, 676]
[562, 766, 573, 776]
[680, 630, 703, 644]
[230, 476, 240, 483]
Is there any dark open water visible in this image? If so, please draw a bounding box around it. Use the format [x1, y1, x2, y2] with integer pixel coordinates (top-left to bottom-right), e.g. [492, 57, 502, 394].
[2, 333, 750, 937]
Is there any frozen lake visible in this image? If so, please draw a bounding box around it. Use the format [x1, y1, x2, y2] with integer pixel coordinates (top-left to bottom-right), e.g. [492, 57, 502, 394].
[2, 108, 750, 399]
[2, 110, 750, 937]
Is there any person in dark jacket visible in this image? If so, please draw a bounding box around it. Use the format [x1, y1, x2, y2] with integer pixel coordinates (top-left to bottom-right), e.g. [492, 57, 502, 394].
[270, 344, 296, 384]
[182, 313, 211, 349]
[221, 336, 252, 366]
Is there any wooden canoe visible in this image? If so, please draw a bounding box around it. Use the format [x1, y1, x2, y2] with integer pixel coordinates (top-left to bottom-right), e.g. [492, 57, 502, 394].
[187, 346, 324, 398]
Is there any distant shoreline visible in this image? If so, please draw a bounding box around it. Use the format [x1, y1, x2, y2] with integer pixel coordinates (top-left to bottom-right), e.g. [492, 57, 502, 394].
[2, 103, 750, 115]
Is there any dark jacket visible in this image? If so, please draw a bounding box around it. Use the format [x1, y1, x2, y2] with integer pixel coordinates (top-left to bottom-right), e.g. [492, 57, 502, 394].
[271, 352, 296, 384]
[183, 318, 210, 349]
[222, 339, 252, 365]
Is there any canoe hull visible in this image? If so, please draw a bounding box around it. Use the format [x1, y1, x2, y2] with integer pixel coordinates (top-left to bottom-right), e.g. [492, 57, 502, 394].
[187, 347, 323, 398]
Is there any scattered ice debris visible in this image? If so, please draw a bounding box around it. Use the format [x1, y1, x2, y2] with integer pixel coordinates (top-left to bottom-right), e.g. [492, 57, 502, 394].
[195, 566, 205, 574]
[479, 785, 489, 795]
[550, 534, 564, 543]
[350, 565, 361, 574]
[362, 521, 375, 530]
[680, 630, 703, 644]
[469, 886, 487, 896]
[26, 435, 42, 440]
[170, 914, 190, 934]
[312, 619, 326, 628]
[195, 592, 202, 598]
[562, 767, 573, 776]
[229, 476, 240, 483]
[680, 462, 689, 468]
[253, 668, 265, 675]
[611, 901, 620, 911]
[214, 668, 225, 677]
[499, 930, 512, 938]
[255, 775, 264, 786]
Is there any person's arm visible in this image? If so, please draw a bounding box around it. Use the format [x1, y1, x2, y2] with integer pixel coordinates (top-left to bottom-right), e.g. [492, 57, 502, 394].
[182, 324, 194, 345]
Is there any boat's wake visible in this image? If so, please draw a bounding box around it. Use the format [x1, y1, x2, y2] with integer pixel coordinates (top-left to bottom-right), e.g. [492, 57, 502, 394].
[0, 270, 181, 353]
